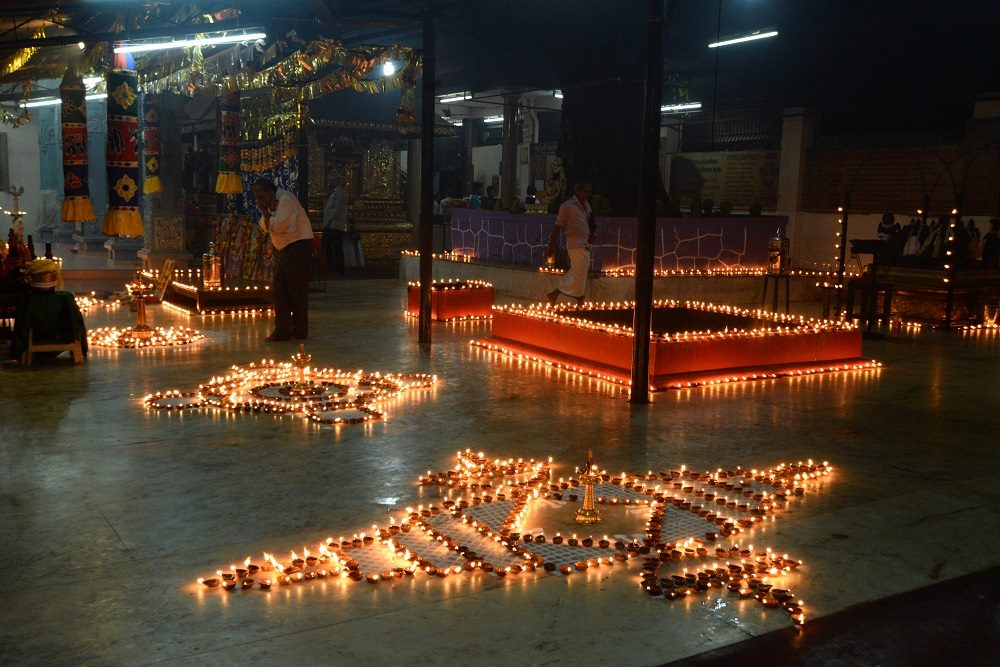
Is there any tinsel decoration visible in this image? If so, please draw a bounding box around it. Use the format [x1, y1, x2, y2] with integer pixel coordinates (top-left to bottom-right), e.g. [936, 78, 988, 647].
[59, 69, 96, 222]
[102, 69, 144, 237]
[140, 40, 420, 101]
[141, 94, 162, 194]
[240, 92, 299, 173]
[215, 92, 242, 194]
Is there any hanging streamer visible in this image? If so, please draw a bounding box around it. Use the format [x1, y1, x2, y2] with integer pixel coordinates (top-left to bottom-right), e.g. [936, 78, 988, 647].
[102, 69, 144, 237]
[215, 91, 242, 194]
[59, 69, 96, 222]
[142, 94, 162, 194]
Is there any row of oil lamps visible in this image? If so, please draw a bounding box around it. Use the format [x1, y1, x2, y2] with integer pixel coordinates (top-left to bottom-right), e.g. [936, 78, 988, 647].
[145, 356, 435, 425]
[196, 449, 827, 626]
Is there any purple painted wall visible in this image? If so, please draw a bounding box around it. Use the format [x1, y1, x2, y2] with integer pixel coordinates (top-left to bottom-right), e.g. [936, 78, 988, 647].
[450, 210, 787, 271]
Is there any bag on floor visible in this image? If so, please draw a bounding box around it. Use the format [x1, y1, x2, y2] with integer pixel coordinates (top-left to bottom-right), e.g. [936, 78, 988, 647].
[344, 237, 365, 267]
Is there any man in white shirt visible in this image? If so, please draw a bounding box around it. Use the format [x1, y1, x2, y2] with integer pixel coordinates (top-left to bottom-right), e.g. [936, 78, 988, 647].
[322, 176, 347, 275]
[545, 182, 595, 304]
[253, 178, 315, 341]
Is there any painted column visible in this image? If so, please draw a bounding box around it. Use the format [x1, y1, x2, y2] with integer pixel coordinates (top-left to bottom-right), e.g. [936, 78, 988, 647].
[72, 97, 108, 251]
[138, 91, 191, 269]
[36, 106, 70, 242]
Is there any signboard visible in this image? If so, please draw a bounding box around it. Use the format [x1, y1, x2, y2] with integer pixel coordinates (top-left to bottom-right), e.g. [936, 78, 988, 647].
[669, 150, 780, 210]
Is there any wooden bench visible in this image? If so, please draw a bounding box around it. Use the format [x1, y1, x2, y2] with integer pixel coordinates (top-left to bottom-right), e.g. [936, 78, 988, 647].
[22, 329, 85, 365]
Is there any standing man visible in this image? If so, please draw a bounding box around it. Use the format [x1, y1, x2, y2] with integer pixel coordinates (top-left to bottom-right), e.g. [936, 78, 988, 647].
[322, 176, 347, 275]
[253, 178, 314, 341]
[545, 182, 595, 305]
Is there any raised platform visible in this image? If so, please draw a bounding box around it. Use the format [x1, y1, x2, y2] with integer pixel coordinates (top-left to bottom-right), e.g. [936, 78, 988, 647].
[399, 252, 834, 312]
[870, 266, 1000, 326]
[476, 301, 872, 390]
[162, 276, 272, 315]
[405, 279, 494, 321]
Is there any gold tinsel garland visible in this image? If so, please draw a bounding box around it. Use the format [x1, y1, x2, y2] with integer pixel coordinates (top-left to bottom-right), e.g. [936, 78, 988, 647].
[240, 92, 299, 173]
[139, 39, 420, 101]
[0, 25, 46, 79]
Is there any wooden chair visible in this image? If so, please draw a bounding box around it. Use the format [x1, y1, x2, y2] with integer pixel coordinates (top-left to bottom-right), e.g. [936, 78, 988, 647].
[22, 329, 85, 365]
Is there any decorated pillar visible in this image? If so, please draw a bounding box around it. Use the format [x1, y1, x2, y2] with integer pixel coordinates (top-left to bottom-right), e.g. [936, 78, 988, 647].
[59, 70, 96, 224]
[102, 69, 144, 238]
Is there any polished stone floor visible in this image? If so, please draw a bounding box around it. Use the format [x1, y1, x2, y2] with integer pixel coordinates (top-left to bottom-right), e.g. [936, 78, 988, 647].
[1, 278, 998, 666]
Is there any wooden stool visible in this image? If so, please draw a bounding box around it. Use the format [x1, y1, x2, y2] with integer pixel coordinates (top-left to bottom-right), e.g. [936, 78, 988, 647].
[22, 329, 85, 365]
[761, 272, 791, 313]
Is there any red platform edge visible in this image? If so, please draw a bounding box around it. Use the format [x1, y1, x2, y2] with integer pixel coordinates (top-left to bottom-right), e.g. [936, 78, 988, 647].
[406, 283, 495, 321]
[475, 308, 877, 391]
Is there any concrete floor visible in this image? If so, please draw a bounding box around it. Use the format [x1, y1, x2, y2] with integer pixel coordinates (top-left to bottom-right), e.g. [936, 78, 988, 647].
[1, 278, 998, 666]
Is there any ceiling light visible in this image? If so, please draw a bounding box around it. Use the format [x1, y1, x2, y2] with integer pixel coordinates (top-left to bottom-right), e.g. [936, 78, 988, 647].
[20, 97, 61, 108]
[708, 30, 778, 48]
[114, 31, 266, 54]
[77, 41, 86, 50]
[382, 61, 396, 76]
[553, 90, 563, 99]
[661, 102, 702, 112]
[19, 93, 107, 108]
[482, 115, 503, 124]
[438, 93, 471, 104]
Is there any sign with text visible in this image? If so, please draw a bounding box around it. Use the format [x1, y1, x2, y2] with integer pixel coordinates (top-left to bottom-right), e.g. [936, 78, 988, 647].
[670, 150, 780, 211]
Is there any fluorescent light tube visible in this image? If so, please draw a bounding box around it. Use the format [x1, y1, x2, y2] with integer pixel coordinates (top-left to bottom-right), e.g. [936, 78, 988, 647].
[708, 30, 778, 48]
[115, 32, 266, 54]
[661, 102, 702, 112]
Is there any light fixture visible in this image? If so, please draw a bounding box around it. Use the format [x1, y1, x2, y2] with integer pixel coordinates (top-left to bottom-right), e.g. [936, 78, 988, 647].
[553, 90, 564, 99]
[77, 41, 86, 50]
[20, 97, 60, 108]
[381, 61, 396, 76]
[20, 93, 107, 108]
[438, 92, 471, 104]
[708, 30, 778, 48]
[482, 115, 503, 124]
[661, 102, 702, 113]
[114, 31, 266, 54]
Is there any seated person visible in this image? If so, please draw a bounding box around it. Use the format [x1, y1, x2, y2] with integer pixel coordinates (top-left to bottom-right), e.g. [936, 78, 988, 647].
[9, 258, 88, 361]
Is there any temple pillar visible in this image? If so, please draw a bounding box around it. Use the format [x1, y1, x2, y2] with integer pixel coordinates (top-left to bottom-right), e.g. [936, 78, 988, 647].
[407, 137, 422, 246]
[777, 107, 815, 266]
[72, 97, 108, 251]
[500, 93, 519, 207]
[462, 117, 475, 195]
[138, 92, 191, 269]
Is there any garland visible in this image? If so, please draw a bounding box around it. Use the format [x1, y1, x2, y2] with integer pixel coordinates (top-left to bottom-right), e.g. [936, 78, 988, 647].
[0, 25, 46, 78]
[0, 106, 30, 129]
[240, 92, 299, 173]
[140, 39, 419, 101]
[215, 91, 242, 194]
